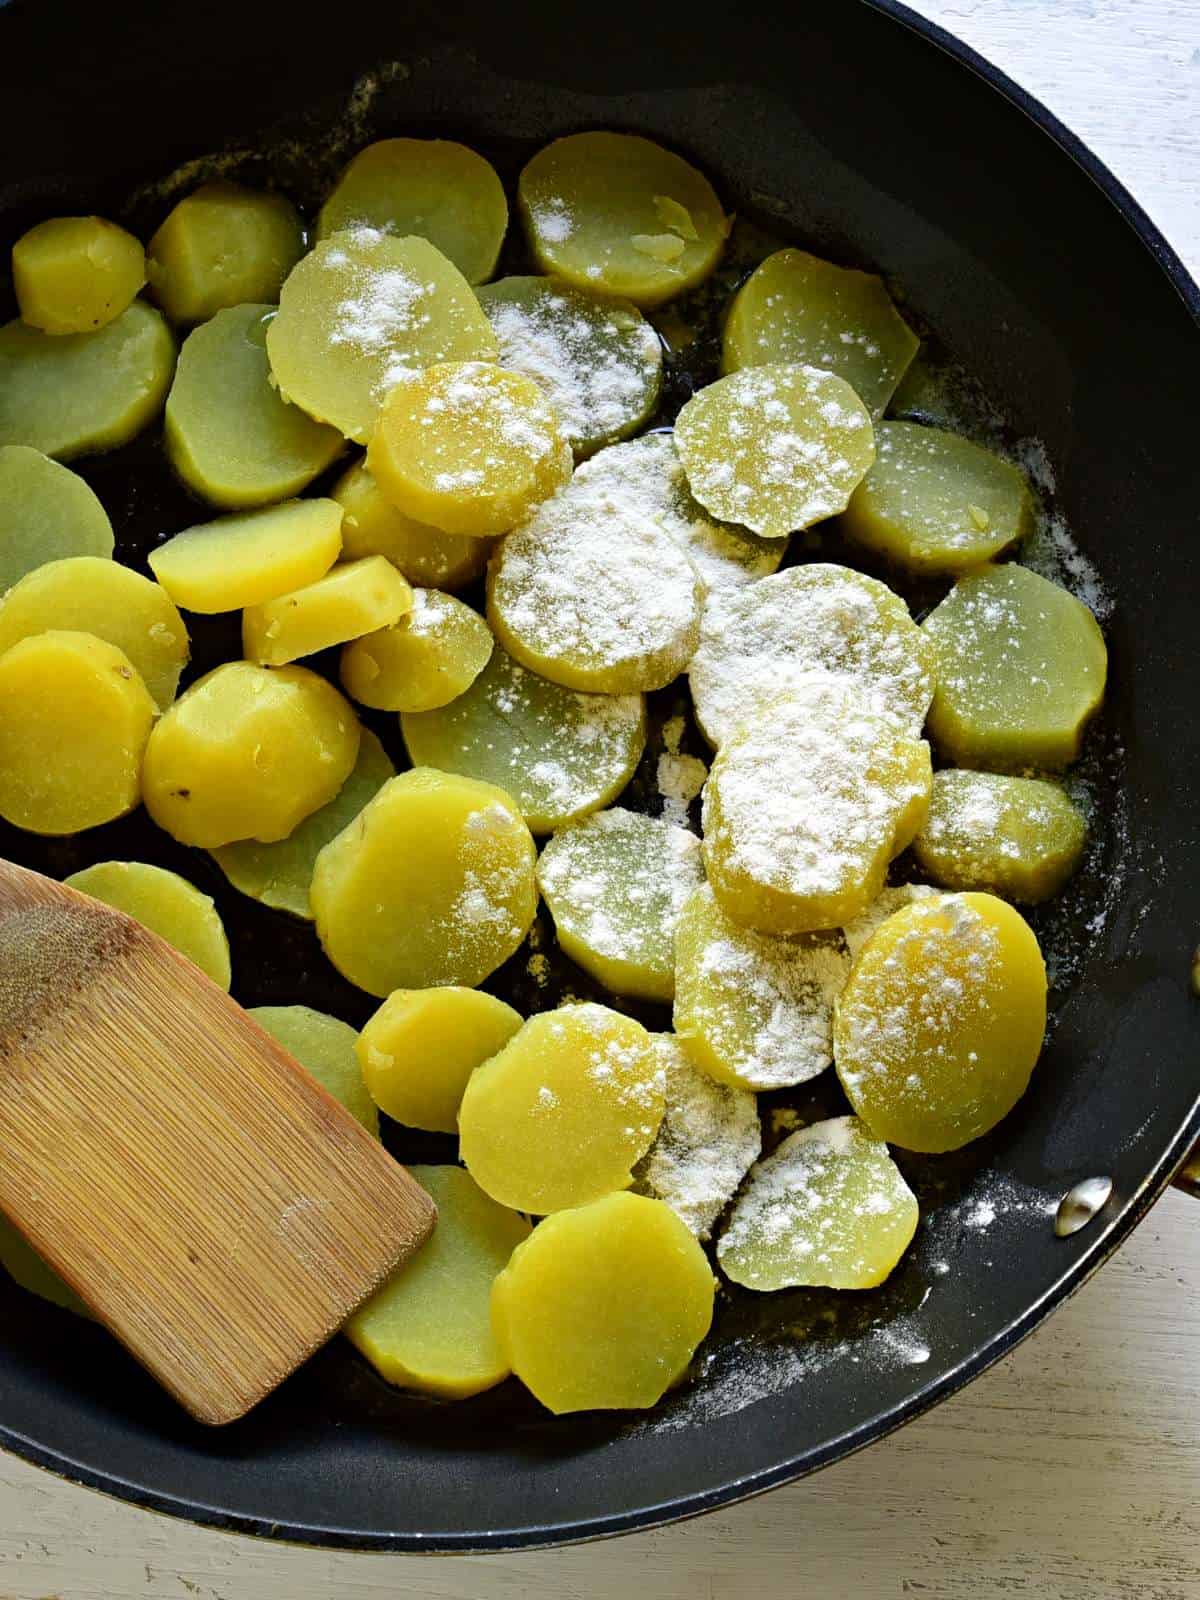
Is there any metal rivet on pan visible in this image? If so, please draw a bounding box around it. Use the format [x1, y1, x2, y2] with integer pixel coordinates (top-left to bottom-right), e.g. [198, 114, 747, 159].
[1054, 1176, 1114, 1238]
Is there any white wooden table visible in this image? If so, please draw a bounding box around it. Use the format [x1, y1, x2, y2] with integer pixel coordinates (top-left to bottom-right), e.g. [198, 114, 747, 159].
[3, 3, 1198, 1594]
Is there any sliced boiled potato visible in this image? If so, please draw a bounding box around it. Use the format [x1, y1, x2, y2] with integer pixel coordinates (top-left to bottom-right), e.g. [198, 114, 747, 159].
[340, 589, 492, 713]
[146, 182, 305, 324]
[0, 446, 113, 593]
[149, 499, 342, 614]
[65, 861, 230, 989]
[249, 1005, 378, 1136]
[242, 555, 412, 667]
[13, 215, 145, 336]
[331, 459, 489, 590]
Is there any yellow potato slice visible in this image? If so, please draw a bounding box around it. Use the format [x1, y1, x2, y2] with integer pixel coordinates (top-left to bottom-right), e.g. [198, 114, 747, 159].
[266, 231, 498, 445]
[13, 216, 145, 336]
[347, 1164, 529, 1400]
[673, 883, 850, 1090]
[491, 1190, 715, 1412]
[0, 630, 154, 834]
[148, 498, 342, 614]
[165, 304, 344, 509]
[702, 680, 932, 934]
[458, 1002, 663, 1213]
[310, 768, 537, 996]
[717, 1116, 918, 1291]
[242, 555, 412, 667]
[721, 249, 918, 419]
[0, 447, 113, 593]
[0, 1215, 92, 1318]
[518, 132, 728, 308]
[142, 661, 359, 848]
[0, 556, 188, 710]
[65, 861, 231, 989]
[331, 459, 488, 590]
[211, 727, 393, 920]
[688, 563, 936, 747]
[633, 1034, 760, 1239]
[913, 769, 1087, 903]
[367, 361, 571, 537]
[922, 562, 1108, 770]
[835, 892, 1047, 1152]
[317, 139, 508, 285]
[0, 301, 174, 460]
[536, 808, 704, 1003]
[249, 1005, 378, 1135]
[357, 986, 523, 1133]
[487, 469, 702, 693]
[401, 643, 645, 833]
[340, 589, 492, 713]
[146, 182, 305, 324]
[841, 882, 941, 961]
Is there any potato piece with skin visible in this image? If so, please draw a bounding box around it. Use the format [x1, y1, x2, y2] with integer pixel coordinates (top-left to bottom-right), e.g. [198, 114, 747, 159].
[458, 1003, 664, 1214]
[311, 768, 537, 997]
[317, 139, 508, 285]
[142, 662, 359, 848]
[843, 422, 1033, 574]
[0, 556, 188, 710]
[536, 808, 704, 1004]
[267, 232, 498, 445]
[0, 301, 174, 461]
[368, 361, 571, 537]
[721, 249, 918, 419]
[148, 498, 342, 614]
[401, 643, 646, 834]
[913, 769, 1087, 903]
[923, 563, 1108, 771]
[491, 1190, 715, 1413]
[674, 883, 850, 1091]
[332, 460, 488, 590]
[165, 305, 344, 509]
[518, 132, 728, 309]
[357, 986, 523, 1134]
[340, 589, 491, 713]
[347, 1165, 529, 1401]
[835, 892, 1047, 1153]
[477, 276, 663, 459]
[0, 447, 113, 592]
[675, 364, 875, 538]
[249, 1005, 378, 1136]
[65, 861, 230, 989]
[13, 216, 145, 336]
[717, 1117, 918, 1291]
[0, 631, 155, 834]
[146, 183, 304, 325]
[703, 682, 932, 934]
[0, 1216, 92, 1319]
[487, 470, 702, 694]
[211, 727, 393, 920]
[242, 555, 412, 667]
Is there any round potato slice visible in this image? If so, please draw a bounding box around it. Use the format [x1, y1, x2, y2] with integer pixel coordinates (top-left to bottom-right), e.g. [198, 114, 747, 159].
[65, 861, 230, 989]
[346, 1164, 530, 1400]
[148, 498, 343, 614]
[310, 768, 537, 997]
[0, 448, 113, 594]
[266, 231, 498, 445]
[142, 661, 359, 848]
[401, 643, 645, 834]
[491, 1190, 715, 1413]
[675, 363, 875, 537]
[841, 882, 941, 961]
[0, 556, 188, 710]
[331, 460, 489, 590]
[357, 986, 523, 1133]
[242, 555, 413, 667]
[458, 1003, 663, 1214]
[835, 892, 1047, 1152]
[0, 301, 174, 461]
[0, 631, 155, 834]
[146, 182, 305, 325]
[13, 216, 145, 336]
[249, 1005, 378, 1135]
[478, 276, 663, 458]
[536, 808, 704, 1003]
[340, 588, 492, 713]
[717, 1116, 918, 1291]
[688, 562, 936, 747]
[518, 132, 728, 308]
[317, 139, 508, 285]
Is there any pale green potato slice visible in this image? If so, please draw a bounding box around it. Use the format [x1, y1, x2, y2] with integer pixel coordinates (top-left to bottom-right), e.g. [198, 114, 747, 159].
[0, 447, 113, 593]
[249, 1005, 378, 1136]
[65, 861, 231, 989]
[146, 182, 305, 324]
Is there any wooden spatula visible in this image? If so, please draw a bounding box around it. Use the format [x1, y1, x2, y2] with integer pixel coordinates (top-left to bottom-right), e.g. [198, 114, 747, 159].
[0, 858, 435, 1425]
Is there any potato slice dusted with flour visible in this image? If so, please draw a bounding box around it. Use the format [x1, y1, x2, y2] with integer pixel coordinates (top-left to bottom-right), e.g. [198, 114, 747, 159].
[913, 769, 1087, 903]
[341, 589, 492, 713]
[841, 882, 941, 961]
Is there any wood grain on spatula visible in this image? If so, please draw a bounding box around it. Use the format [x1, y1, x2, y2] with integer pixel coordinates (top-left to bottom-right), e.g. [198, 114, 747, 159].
[0, 859, 436, 1425]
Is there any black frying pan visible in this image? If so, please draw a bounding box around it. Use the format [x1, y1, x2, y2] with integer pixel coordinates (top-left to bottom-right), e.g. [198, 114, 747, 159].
[0, 0, 1198, 1553]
